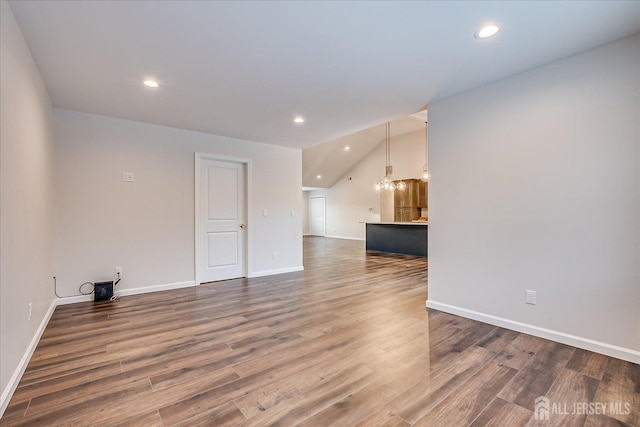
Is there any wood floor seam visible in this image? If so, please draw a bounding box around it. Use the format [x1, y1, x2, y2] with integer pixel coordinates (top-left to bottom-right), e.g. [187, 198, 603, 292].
[1, 237, 637, 426]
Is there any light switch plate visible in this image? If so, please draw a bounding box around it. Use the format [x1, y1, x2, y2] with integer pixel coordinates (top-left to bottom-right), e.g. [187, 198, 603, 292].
[525, 290, 537, 305]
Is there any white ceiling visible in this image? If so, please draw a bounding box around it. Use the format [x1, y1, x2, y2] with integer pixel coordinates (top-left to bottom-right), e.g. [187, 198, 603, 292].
[9, 1, 640, 153]
[303, 113, 426, 188]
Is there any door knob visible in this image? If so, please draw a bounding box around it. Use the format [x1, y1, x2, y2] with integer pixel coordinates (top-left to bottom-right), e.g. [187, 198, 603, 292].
[239, 224, 245, 229]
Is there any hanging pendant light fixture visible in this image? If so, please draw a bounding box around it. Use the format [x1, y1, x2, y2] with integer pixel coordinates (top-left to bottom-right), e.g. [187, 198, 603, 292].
[392, 121, 407, 190]
[375, 122, 402, 191]
[421, 120, 429, 182]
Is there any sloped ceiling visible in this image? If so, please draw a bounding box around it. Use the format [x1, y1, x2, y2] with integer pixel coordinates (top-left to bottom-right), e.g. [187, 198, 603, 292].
[303, 113, 426, 188]
[9, 1, 640, 151]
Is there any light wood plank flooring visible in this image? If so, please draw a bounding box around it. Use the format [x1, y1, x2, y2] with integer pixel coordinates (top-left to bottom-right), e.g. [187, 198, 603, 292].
[2, 237, 638, 426]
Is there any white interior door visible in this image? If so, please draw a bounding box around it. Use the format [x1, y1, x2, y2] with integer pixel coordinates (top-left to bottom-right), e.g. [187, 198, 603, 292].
[309, 196, 326, 236]
[198, 158, 246, 283]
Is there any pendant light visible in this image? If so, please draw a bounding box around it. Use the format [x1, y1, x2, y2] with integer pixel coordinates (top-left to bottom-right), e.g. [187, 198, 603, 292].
[421, 120, 429, 182]
[393, 121, 407, 190]
[375, 122, 403, 191]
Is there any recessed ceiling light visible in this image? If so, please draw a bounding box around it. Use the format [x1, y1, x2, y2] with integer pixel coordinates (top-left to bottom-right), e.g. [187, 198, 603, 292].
[316, 175, 322, 179]
[143, 80, 159, 88]
[475, 24, 500, 39]
[344, 146, 351, 151]
[293, 116, 305, 124]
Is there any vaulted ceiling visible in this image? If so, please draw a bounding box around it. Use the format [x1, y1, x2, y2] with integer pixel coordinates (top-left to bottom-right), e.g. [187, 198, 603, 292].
[303, 112, 426, 188]
[10, 0, 640, 157]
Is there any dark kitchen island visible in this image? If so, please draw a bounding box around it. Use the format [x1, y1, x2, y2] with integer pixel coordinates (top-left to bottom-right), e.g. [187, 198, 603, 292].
[365, 222, 428, 257]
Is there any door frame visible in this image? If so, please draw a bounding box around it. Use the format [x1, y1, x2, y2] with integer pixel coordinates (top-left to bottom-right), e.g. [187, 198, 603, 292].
[195, 152, 252, 285]
[309, 195, 326, 237]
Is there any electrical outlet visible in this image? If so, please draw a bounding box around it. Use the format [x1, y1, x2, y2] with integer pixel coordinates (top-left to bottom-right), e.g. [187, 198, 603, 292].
[115, 267, 123, 278]
[122, 172, 134, 182]
[28, 302, 32, 320]
[525, 290, 537, 305]
[272, 251, 278, 260]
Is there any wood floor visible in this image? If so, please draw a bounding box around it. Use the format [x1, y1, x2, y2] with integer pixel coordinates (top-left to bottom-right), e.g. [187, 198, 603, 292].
[2, 237, 638, 426]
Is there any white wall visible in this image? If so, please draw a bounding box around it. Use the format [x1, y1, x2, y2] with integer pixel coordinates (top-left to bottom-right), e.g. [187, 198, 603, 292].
[309, 129, 426, 239]
[0, 0, 55, 412]
[53, 109, 303, 297]
[428, 34, 640, 361]
[302, 191, 310, 235]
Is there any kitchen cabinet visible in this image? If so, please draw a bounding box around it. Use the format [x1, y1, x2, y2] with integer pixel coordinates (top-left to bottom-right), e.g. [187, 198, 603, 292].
[417, 180, 428, 207]
[394, 181, 416, 207]
[394, 207, 416, 222]
[366, 222, 428, 257]
[393, 179, 425, 222]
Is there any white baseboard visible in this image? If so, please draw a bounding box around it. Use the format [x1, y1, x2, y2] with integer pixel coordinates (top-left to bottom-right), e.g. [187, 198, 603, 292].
[117, 280, 197, 296]
[426, 300, 640, 364]
[0, 280, 198, 418]
[249, 266, 304, 278]
[324, 235, 365, 241]
[1, 298, 57, 418]
[55, 280, 198, 305]
[56, 294, 93, 305]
